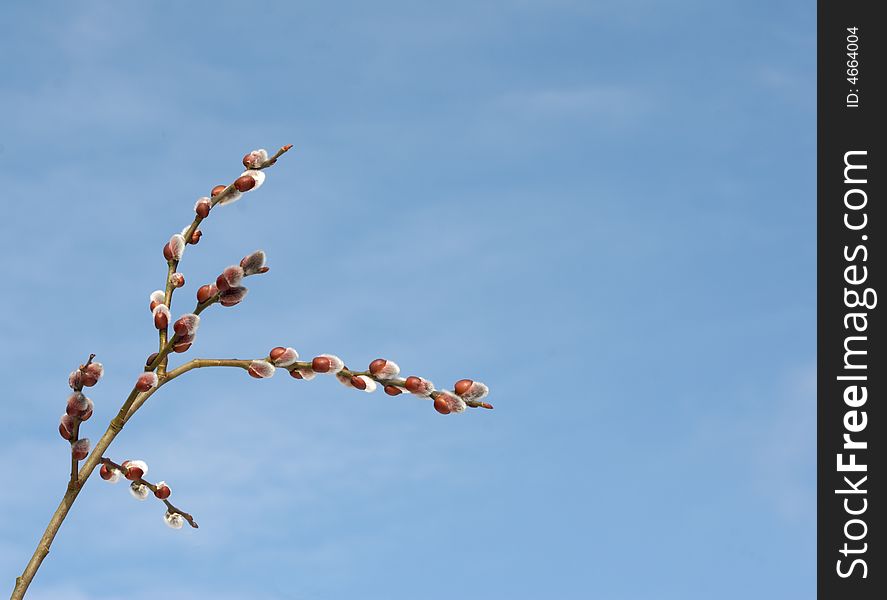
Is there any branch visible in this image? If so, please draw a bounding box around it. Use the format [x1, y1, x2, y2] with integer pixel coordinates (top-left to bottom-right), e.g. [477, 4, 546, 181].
[10, 145, 293, 600]
[101, 458, 198, 529]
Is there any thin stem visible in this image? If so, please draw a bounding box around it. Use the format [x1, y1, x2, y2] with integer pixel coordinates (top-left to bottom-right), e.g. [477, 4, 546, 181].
[101, 458, 198, 528]
[126, 358, 251, 422]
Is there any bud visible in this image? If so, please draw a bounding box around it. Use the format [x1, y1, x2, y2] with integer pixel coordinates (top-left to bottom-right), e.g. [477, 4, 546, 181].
[149, 290, 165, 311]
[290, 367, 315, 380]
[71, 438, 90, 460]
[83, 362, 104, 386]
[68, 369, 83, 390]
[78, 398, 94, 421]
[384, 384, 403, 396]
[456, 380, 489, 402]
[59, 414, 75, 440]
[404, 376, 434, 397]
[164, 511, 185, 530]
[216, 265, 244, 291]
[145, 352, 159, 367]
[240, 250, 267, 275]
[170, 272, 185, 288]
[248, 360, 275, 379]
[129, 482, 150, 501]
[66, 392, 88, 416]
[100, 464, 122, 483]
[136, 372, 158, 392]
[239, 169, 266, 191]
[234, 174, 256, 192]
[351, 375, 377, 393]
[219, 286, 248, 307]
[122, 459, 148, 480]
[165, 234, 186, 261]
[173, 334, 194, 353]
[66, 393, 93, 420]
[197, 283, 218, 303]
[433, 390, 466, 414]
[454, 379, 473, 396]
[195, 197, 212, 218]
[369, 359, 400, 379]
[312, 354, 344, 374]
[216, 188, 243, 206]
[242, 149, 269, 169]
[173, 313, 200, 337]
[154, 481, 171, 499]
[210, 184, 227, 197]
[269, 346, 299, 367]
[153, 304, 170, 329]
[189, 229, 202, 244]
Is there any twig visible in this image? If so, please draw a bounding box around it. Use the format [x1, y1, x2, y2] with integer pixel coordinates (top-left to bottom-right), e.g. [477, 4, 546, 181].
[101, 458, 198, 529]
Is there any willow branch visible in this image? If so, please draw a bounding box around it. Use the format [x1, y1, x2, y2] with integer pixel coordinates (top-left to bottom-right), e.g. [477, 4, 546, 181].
[101, 458, 198, 529]
[10, 145, 293, 600]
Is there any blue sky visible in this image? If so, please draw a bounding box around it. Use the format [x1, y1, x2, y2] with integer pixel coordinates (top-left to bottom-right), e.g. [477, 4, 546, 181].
[0, 1, 814, 598]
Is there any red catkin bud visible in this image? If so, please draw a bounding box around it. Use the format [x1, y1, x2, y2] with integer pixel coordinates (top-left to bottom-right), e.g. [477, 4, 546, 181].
[100, 464, 114, 480]
[66, 393, 88, 417]
[145, 352, 159, 367]
[136, 372, 158, 392]
[219, 286, 248, 307]
[456, 380, 490, 402]
[163, 234, 186, 262]
[242, 149, 268, 169]
[289, 369, 304, 379]
[78, 399, 94, 421]
[433, 395, 452, 415]
[83, 362, 104, 386]
[153, 304, 170, 329]
[211, 184, 227, 197]
[368, 359, 400, 379]
[66, 393, 93, 420]
[269, 346, 299, 367]
[59, 414, 75, 440]
[435, 390, 467, 414]
[170, 272, 185, 288]
[240, 250, 267, 275]
[123, 459, 148, 480]
[404, 376, 422, 393]
[149, 290, 165, 311]
[350, 375, 367, 390]
[154, 482, 171, 499]
[404, 376, 434, 397]
[197, 283, 217, 303]
[384, 385, 402, 396]
[173, 314, 200, 337]
[311, 356, 331, 373]
[190, 229, 202, 244]
[71, 438, 90, 461]
[195, 197, 212, 218]
[173, 334, 194, 353]
[248, 360, 276, 378]
[216, 265, 244, 291]
[68, 369, 83, 390]
[234, 174, 256, 192]
[454, 379, 474, 396]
